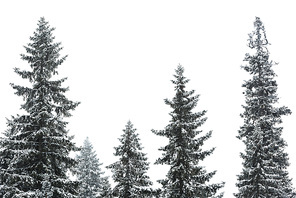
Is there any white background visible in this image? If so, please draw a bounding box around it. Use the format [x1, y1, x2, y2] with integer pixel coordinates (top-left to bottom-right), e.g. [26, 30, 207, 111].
[1, 1, 296, 197]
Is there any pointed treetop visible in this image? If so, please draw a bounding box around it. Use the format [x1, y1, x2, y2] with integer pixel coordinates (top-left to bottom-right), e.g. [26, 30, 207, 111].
[82, 137, 94, 151]
[248, 16, 269, 51]
[127, 120, 132, 126]
[84, 136, 90, 144]
[21, 16, 66, 82]
[172, 64, 190, 92]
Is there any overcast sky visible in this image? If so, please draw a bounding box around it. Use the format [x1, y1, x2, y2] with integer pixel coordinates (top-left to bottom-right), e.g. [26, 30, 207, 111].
[1, 1, 296, 197]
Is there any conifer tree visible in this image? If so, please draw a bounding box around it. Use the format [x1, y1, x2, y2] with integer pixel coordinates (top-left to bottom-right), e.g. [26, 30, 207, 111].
[235, 17, 295, 198]
[0, 17, 80, 197]
[152, 65, 224, 198]
[107, 121, 153, 198]
[75, 137, 112, 198]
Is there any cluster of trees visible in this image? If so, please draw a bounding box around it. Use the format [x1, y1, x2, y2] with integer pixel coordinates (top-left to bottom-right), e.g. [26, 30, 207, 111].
[0, 16, 294, 197]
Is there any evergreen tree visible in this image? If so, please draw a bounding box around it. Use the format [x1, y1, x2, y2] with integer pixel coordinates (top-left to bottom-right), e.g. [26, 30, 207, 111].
[235, 17, 295, 198]
[107, 121, 153, 198]
[75, 137, 112, 198]
[0, 17, 80, 197]
[152, 65, 224, 198]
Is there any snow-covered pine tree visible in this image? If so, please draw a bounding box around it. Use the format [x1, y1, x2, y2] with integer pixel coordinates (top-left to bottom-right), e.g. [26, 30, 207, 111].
[107, 121, 153, 198]
[75, 137, 112, 198]
[0, 17, 80, 197]
[235, 17, 295, 198]
[152, 65, 224, 198]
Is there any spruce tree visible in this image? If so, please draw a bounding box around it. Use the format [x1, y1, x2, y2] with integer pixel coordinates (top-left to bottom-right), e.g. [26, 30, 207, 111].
[107, 121, 153, 198]
[235, 17, 295, 197]
[152, 65, 224, 198]
[0, 17, 80, 197]
[75, 137, 112, 198]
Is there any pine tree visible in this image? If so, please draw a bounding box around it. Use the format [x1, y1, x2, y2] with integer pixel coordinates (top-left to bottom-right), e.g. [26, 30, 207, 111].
[0, 17, 80, 197]
[75, 137, 112, 198]
[107, 121, 153, 198]
[152, 65, 224, 198]
[235, 17, 295, 198]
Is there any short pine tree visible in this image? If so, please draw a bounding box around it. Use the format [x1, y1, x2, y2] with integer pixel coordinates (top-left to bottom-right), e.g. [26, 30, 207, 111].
[75, 137, 112, 198]
[235, 17, 295, 198]
[107, 121, 153, 198]
[152, 65, 224, 198]
[0, 17, 80, 197]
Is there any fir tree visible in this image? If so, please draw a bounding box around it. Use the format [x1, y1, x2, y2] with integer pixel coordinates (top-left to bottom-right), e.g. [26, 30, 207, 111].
[75, 137, 112, 198]
[0, 17, 80, 197]
[152, 65, 224, 198]
[235, 17, 295, 198]
[107, 121, 153, 198]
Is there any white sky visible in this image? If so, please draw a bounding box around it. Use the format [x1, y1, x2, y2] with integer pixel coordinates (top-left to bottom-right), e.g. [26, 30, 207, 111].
[1, 1, 296, 197]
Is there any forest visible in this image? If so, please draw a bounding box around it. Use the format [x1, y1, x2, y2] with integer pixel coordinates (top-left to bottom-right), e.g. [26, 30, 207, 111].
[0, 15, 295, 198]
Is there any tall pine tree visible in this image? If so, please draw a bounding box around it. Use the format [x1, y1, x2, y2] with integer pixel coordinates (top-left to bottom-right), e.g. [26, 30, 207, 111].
[107, 121, 153, 198]
[75, 137, 112, 198]
[152, 65, 224, 198]
[0, 17, 80, 197]
[235, 17, 295, 198]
